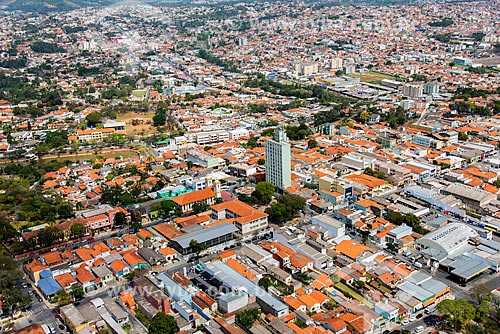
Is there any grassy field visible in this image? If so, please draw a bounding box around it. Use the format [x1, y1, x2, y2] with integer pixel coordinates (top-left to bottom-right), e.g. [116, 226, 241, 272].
[335, 282, 374, 308]
[39, 149, 139, 163]
[116, 111, 158, 136]
[348, 71, 395, 84]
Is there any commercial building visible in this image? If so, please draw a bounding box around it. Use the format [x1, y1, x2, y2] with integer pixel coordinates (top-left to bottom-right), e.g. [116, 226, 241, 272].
[59, 304, 89, 333]
[330, 58, 343, 70]
[397, 272, 450, 312]
[294, 62, 319, 76]
[417, 223, 477, 262]
[424, 82, 440, 95]
[311, 215, 345, 238]
[170, 223, 238, 255]
[265, 128, 291, 190]
[202, 260, 289, 317]
[441, 183, 496, 210]
[186, 149, 224, 169]
[218, 292, 249, 314]
[211, 200, 268, 236]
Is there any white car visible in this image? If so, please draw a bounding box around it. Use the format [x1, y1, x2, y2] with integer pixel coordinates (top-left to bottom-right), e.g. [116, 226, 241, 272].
[402, 319, 409, 325]
[415, 325, 424, 333]
[409, 317, 416, 322]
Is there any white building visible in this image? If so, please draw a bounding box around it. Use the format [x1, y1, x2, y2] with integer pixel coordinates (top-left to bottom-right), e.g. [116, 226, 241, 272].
[265, 128, 291, 190]
[403, 83, 423, 98]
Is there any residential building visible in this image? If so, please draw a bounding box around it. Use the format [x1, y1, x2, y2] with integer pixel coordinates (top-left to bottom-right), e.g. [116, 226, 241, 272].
[265, 128, 291, 190]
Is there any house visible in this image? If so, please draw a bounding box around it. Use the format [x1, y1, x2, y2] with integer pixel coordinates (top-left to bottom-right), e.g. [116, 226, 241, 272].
[122, 249, 148, 270]
[75, 266, 99, 292]
[138, 247, 165, 269]
[24, 259, 48, 283]
[158, 247, 178, 262]
[108, 259, 130, 279]
[91, 266, 114, 285]
[37, 277, 62, 299]
[54, 272, 77, 291]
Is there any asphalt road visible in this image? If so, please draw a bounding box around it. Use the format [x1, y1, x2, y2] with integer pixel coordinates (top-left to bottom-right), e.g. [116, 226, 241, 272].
[15, 292, 61, 333]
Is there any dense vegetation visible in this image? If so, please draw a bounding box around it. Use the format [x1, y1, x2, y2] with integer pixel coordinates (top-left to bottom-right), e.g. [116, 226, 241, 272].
[386, 212, 427, 235]
[428, 17, 453, 27]
[237, 308, 261, 329]
[437, 285, 500, 334]
[266, 194, 306, 224]
[31, 41, 66, 53]
[245, 74, 352, 104]
[197, 49, 239, 73]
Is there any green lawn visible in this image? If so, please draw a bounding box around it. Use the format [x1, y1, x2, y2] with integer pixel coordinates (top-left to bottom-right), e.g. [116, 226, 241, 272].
[39, 149, 139, 162]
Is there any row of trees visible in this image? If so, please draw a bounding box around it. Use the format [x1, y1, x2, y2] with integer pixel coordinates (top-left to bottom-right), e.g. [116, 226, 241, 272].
[0, 256, 31, 316]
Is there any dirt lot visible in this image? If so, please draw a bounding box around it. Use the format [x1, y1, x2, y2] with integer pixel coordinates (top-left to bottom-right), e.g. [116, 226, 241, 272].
[349, 71, 395, 83]
[117, 111, 158, 135]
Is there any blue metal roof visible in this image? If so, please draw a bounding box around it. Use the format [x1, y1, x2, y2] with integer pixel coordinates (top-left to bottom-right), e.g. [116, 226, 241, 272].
[39, 269, 53, 279]
[38, 278, 62, 296]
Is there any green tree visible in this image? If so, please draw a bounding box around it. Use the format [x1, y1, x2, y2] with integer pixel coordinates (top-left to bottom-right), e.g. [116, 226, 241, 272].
[160, 200, 176, 215]
[114, 212, 127, 227]
[192, 201, 210, 214]
[71, 284, 85, 300]
[458, 132, 469, 141]
[37, 226, 63, 247]
[324, 299, 337, 310]
[237, 308, 261, 329]
[308, 139, 318, 148]
[252, 181, 275, 205]
[189, 239, 207, 253]
[2, 286, 31, 314]
[359, 111, 370, 123]
[153, 112, 166, 127]
[85, 111, 102, 126]
[148, 313, 179, 334]
[437, 299, 476, 330]
[55, 289, 72, 306]
[70, 223, 85, 238]
[258, 277, 273, 291]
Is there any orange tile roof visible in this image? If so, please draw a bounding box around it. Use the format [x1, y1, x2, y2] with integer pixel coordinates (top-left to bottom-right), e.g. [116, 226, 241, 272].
[55, 273, 76, 288]
[225, 258, 256, 280]
[334, 240, 371, 259]
[110, 259, 129, 272]
[172, 188, 216, 206]
[75, 266, 96, 283]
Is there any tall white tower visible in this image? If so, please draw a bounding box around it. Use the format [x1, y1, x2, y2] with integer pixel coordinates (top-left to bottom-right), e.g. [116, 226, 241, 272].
[265, 128, 291, 190]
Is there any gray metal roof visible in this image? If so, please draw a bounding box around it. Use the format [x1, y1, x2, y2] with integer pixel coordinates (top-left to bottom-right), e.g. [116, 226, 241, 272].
[446, 255, 490, 280]
[203, 260, 288, 314]
[172, 223, 238, 249]
[398, 281, 434, 302]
